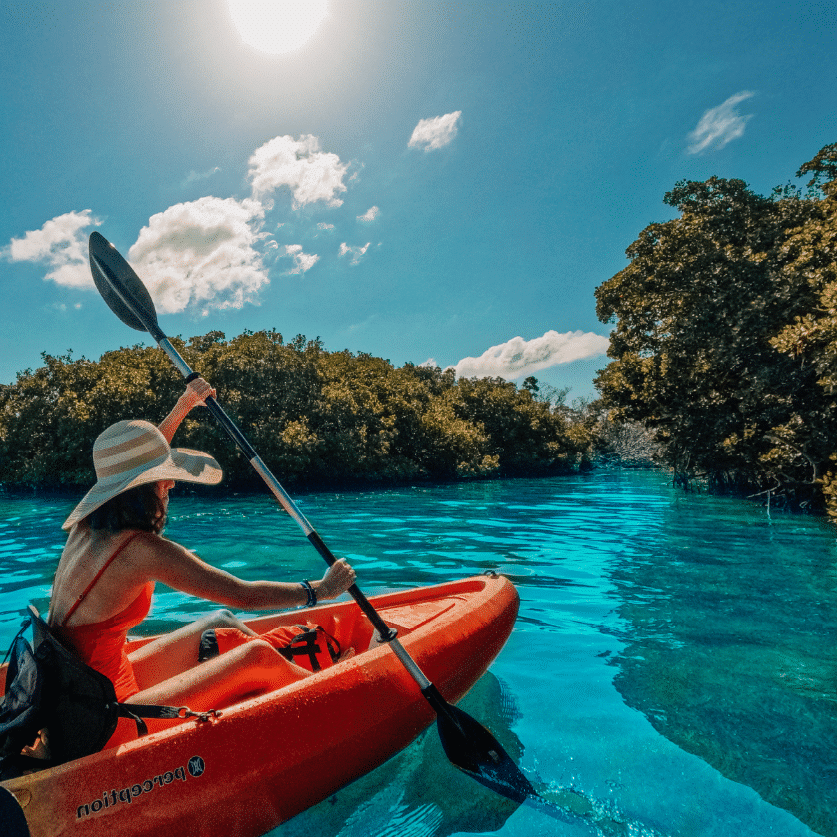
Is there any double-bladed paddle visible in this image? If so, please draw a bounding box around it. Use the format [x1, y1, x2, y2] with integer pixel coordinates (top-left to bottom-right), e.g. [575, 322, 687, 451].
[87, 231, 535, 804]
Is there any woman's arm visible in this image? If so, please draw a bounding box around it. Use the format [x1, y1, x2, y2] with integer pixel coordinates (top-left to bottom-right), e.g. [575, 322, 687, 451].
[158, 378, 215, 444]
[135, 534, 356, 610]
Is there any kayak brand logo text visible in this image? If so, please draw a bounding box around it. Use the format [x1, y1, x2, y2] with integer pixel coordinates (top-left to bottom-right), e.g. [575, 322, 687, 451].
[76, 755, 206, 819]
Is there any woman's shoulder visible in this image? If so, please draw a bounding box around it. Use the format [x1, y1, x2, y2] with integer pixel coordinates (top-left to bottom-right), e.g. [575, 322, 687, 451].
[127, 529, 195, 567]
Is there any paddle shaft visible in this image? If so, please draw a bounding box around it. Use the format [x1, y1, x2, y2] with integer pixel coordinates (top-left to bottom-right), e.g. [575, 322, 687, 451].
[152, 337, 432, 687]
[92, 245, 432, 685]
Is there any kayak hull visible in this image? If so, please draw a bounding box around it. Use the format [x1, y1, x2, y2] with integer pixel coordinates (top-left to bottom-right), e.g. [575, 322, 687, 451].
[2, 574, 519, 837]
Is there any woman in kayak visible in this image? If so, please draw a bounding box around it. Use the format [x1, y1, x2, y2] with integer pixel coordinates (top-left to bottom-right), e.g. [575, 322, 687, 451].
[48, 377, 356, 715]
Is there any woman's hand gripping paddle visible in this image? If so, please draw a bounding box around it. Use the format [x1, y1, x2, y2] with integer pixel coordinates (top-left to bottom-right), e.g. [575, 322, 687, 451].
[87, 231, 536, 804]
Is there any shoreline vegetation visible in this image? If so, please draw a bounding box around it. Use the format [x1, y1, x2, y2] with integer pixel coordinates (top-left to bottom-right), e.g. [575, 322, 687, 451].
[0, 332, 603, 495]
[594, 142, 837, 522]
[2, 143, 834, 522]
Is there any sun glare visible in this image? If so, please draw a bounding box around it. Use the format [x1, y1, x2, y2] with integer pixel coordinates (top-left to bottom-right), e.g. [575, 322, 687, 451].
[228, 0, 328, 55]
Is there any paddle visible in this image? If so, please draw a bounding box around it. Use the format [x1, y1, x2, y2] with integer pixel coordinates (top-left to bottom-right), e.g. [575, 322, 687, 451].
[87, 231, 536, 804]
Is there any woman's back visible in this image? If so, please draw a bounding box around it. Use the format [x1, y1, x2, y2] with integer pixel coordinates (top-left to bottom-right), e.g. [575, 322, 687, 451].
[49, 525, 157, 700]
[49, 525, 155, 628]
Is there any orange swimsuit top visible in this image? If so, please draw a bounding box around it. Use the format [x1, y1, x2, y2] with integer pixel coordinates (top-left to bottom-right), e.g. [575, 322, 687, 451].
[52, 532, 154, 701]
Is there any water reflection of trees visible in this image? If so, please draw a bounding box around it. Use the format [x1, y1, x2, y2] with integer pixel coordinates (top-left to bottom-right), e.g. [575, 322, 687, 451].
[608, 514, 837, 836]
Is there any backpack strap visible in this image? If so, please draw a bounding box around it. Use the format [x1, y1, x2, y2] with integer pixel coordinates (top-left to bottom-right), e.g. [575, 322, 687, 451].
[28, 607, 217, 738]
[1, 609, 218, 781]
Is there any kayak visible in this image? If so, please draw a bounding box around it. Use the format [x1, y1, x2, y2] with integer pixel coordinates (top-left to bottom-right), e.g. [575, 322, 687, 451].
[1, 573, 519, 837]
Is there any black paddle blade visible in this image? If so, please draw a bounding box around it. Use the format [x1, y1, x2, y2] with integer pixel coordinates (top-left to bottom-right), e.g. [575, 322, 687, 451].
[88, 232, 161, 338]
[434, 696, 536, 803]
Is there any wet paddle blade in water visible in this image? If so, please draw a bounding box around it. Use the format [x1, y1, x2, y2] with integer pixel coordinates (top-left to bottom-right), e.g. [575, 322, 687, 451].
[434, 698, 536, 803]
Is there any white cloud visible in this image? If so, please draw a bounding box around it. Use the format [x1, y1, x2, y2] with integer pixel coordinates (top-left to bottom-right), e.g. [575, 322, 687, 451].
[247, 134, 349, 208]
[409, 111, 462, 151]
[338, 241, 370, 265]
[357, 205, 379, 222]
[453, 330, 610, 380]
[5, 210, 101, 288]
[181, 167, 221, 187]
[282, 244, 319, 274]
[8, 133, 356, 312]
[687, 91, 755, 154]
[127, 196, 268, 313]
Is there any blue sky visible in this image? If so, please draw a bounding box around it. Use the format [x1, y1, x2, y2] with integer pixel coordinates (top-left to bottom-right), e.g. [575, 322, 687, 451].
[1, 1, 834, 401]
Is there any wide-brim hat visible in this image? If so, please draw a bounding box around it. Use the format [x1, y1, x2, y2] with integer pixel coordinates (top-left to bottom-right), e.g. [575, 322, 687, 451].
[62, 419, 222, 531]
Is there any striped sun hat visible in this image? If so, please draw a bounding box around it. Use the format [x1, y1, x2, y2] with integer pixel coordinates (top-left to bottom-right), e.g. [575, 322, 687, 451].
[62, 419, 222, 531]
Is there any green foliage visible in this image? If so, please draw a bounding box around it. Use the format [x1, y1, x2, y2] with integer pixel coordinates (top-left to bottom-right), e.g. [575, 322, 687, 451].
[595, 143, 837, 518]
[0, 334, 592, 491]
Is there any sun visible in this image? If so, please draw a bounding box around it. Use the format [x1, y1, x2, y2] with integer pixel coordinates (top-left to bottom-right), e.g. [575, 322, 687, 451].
[228, 0, 328, 55]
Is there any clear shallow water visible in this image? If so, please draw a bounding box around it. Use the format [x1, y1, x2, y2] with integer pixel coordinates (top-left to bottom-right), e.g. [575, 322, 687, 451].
[1, 470, 836, 836]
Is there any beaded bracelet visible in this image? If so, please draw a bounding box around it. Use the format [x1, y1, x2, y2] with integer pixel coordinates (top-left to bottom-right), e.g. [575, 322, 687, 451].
[300, 580, 317, 608]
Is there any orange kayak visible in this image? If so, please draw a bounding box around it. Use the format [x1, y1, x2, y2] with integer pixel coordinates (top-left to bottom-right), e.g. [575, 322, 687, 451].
[1, 574, 518, 837]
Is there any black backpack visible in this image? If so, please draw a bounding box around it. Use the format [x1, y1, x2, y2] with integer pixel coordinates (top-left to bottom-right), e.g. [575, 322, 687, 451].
[0, 606, 207, 781]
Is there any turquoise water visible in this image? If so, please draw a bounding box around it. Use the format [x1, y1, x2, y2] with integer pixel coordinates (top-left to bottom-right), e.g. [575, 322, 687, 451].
[1, 470, 836, 836]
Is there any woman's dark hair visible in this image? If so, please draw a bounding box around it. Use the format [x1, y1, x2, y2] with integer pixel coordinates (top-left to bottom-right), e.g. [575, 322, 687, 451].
[87, 483, 167, 533]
